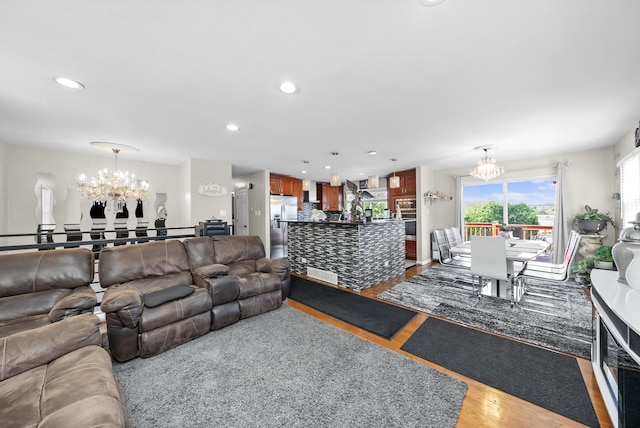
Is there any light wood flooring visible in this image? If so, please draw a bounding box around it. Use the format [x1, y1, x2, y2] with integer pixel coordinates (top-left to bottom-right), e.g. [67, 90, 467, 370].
[285, 262, 613, 428]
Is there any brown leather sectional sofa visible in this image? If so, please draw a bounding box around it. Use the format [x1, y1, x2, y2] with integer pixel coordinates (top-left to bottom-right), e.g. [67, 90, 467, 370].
[99, 235, 291, 362]
[0, 249, 131, 428]
[0, 235, 289, 426]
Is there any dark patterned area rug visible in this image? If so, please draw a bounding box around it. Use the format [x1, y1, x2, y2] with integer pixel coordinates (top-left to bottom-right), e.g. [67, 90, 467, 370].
[377, 265, 592, 359]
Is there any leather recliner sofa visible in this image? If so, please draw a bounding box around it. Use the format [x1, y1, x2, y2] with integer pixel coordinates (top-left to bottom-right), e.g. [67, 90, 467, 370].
[184, 235, 290, 330]
[0, 248, 130, 427]
[99, 239, 213, 362]
[0, 248, 97, 338]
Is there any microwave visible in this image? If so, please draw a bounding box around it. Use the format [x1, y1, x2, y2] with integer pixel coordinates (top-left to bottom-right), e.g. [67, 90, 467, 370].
[395, 197, 416, 211]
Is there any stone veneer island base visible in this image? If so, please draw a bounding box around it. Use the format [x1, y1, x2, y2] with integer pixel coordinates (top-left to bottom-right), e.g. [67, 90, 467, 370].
[287, 220, 405, 290]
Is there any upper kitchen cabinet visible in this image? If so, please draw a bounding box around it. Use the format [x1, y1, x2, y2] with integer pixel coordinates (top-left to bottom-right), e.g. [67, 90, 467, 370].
[317, 182, 343, 211]
[387, 169, 416, 206]
[270, 174, 303, 209]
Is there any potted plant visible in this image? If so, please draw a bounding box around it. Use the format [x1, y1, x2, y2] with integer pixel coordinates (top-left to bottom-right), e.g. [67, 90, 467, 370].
[572, 205, 615, 234]
[572, 255, 596, 286]
[594, 245, 614, 269]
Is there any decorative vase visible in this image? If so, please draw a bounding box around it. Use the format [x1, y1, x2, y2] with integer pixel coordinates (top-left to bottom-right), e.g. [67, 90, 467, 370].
[625, 246, 640, 290]
[612, 226, 640, 283]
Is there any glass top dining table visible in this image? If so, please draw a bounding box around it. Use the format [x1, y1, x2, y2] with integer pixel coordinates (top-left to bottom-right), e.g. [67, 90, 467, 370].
[450, 238, 550, 300]
[450, 238, 549, 263]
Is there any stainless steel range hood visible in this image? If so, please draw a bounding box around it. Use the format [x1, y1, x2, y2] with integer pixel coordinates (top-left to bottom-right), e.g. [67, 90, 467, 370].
[303, 181, 319, 203]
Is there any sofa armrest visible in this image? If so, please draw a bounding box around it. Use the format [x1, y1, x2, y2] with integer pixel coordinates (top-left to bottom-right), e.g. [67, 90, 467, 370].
[195, 264, 229, 279]
[257, 257, 290, 280]
[0, 313, 101, 381]
[100, 286, 144, 329]
[206, 276, 240, 306]
[48, 285, 98, 322]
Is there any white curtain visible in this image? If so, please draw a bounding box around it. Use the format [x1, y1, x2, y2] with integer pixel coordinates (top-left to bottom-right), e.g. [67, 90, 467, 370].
[551, 162, 569, 264]
[455, 175, 463, 236]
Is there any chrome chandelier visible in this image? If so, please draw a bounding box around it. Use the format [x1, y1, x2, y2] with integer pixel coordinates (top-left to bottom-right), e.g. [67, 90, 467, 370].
[77, 147, 149, 212]
[470, 148, 504, 181]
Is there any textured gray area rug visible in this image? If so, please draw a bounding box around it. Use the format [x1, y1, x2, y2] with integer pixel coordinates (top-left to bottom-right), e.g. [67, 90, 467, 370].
[377, 265, 592, 359]
[112, 306, 468, 428]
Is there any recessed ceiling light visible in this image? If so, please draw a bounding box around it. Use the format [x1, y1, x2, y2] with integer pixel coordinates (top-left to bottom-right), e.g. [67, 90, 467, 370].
[368, 150, 377, 155]
[418, 0, 446, 6]
[226, 123, 239, 131]
[325, 166, 331, 170]
[301, 170, 307, 174]
[279, 81, 298, 94]
[358, 172, 365, 176]
[54, 77, 85, 90]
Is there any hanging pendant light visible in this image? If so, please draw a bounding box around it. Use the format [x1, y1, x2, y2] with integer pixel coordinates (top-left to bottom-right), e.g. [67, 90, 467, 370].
[302, 179, 311, 191]
[367, 150, 379, 188]
[389, 158, 400, 188]
[330, 173, 341, 186]
[470, 148, 504, 181]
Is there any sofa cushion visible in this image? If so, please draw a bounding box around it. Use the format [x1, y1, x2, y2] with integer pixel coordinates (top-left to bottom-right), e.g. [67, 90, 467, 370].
[144, 284, 194, 308]
[0, 289, 71, 323]
[212, 235, 266, 265]
[99, 240, 191, 287]
[237, 273, 281, 299]
[139, 288, 212, 332]
[0, 248, 94, 297]
[0, 346, 129, 428]
[0, 314, 52, 339]
[0, 313, 101, 381]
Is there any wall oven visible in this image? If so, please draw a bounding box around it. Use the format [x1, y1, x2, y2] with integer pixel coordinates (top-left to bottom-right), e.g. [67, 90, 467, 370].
[403, 214, 416, 237]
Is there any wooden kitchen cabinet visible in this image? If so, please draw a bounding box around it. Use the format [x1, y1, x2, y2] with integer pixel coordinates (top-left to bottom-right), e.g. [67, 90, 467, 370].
[387, 169, 416, 206]
[270, 174, 297, 196]
[271, 173, 304, 209]
[405, 239, 417, 260]
[317, 182, 343, 211]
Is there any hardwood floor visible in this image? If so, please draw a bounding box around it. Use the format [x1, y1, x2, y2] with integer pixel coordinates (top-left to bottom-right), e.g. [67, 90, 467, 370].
[285, 263, 613, 428]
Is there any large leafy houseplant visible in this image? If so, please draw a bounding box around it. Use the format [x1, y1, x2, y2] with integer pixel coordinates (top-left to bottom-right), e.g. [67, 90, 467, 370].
[572, 205, 615, 234]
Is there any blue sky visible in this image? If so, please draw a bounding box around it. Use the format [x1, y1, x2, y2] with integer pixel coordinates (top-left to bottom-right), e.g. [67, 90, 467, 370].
[463, 179, 557, 206]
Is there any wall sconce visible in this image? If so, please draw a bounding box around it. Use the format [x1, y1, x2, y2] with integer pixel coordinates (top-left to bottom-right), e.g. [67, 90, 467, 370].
[424, 191, 452, 205]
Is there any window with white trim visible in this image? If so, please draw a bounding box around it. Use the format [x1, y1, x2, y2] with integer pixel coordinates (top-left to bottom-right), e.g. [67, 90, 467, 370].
[618, 148, 640, 225]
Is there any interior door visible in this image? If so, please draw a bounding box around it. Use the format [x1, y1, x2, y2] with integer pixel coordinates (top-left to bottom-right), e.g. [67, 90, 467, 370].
[235, 188, 249, 235]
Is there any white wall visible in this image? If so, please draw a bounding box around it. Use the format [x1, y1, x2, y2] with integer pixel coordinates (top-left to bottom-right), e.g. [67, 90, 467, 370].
[235, 170, 270, 255]
[423, 147, 617, 247]
[2, 145, 237, 243]
[0, 140, 6, 242]
[188, 159, 233, 225]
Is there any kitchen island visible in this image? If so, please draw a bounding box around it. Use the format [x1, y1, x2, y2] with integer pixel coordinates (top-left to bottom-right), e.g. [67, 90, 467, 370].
[286, 220, 405, 290]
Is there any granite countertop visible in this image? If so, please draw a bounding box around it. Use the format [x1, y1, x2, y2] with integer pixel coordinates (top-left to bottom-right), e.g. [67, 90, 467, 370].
[285, 219, 406, 225]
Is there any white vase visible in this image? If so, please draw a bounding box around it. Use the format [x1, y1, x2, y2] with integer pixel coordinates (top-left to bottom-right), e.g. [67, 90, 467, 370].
[625, 246, 640, 291]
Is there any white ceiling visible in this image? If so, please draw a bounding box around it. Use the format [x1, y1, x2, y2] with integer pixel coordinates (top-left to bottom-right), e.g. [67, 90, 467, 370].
[1, 0, 640, 183]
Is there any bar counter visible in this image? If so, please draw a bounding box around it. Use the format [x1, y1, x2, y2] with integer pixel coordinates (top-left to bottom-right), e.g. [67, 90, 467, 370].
[286, 220, 405, 290]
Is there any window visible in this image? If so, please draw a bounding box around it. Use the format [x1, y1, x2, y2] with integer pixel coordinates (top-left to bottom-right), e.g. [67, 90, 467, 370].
[618, 148, 640, 225]
[462, 178, 556, 238]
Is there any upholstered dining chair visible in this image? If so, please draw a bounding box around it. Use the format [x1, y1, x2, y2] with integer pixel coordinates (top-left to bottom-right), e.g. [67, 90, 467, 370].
[514, 230, 581, 295]
[470, 235, 515, 302]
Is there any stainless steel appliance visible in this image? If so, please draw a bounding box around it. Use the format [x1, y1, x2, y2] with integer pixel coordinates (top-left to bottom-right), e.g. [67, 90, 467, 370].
[270, 195, 298, 258]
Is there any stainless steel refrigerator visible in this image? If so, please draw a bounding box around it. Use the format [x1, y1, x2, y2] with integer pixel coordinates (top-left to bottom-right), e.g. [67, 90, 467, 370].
[270, 195, 298, 258]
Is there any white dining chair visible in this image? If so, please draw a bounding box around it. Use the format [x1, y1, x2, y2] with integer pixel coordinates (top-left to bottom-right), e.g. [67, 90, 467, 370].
[515, 231, 581, 292]
[470, 235, 515, 302]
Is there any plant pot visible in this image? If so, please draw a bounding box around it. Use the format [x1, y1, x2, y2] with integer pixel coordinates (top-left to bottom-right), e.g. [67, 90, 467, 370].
[578, 219, 607, 234]
[594, 260, 613, 270]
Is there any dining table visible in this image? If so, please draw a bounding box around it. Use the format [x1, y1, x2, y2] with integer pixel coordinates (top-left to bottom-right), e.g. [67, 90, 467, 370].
[450, 238, 550, 300]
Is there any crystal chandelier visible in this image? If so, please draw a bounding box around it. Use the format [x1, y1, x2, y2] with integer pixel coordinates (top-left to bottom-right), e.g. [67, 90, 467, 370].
[77, 148, 149, 212]
[470, 148, 504, 181]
